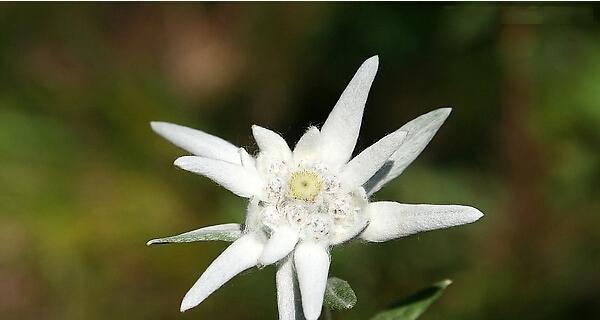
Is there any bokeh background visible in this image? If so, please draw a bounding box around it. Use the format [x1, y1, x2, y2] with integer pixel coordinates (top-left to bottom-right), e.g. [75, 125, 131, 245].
[1, 3, 599, 320]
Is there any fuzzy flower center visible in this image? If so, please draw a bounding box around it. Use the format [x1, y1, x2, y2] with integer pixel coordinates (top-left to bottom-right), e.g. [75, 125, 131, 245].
[287, 170, 322, 202]
[256, 156, 368, 244]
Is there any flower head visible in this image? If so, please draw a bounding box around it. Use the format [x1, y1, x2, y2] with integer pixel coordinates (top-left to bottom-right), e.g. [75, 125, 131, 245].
[150, 56, 483, 320]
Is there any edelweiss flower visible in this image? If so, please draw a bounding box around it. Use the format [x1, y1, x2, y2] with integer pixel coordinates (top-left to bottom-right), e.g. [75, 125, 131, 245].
[150, 56, 483, 320]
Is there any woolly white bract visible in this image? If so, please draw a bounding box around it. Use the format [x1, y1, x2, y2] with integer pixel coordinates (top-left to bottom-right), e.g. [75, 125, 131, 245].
[150, 56, 483, 320]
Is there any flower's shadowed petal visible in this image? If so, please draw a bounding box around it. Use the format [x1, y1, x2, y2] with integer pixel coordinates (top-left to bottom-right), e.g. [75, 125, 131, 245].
[293, 126, 320, 162]
[252, 125, 292, 161]
[276, 256, 304, 320]
[174, 156, 264, 198]
[363, 108, 451, 195]
[180, 233, 265, 312]
[318, 56, 379, 167]
[259, 225, 300, 266]
[294, 241, 330, 320]
[360, 202, 483, 242]
[151, 121, 241, 164]
[146, 223, 242, 245]
[341, 129, 407, 188]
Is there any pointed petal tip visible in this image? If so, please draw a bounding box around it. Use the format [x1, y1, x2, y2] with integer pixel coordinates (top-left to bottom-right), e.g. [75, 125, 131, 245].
[363, 55, 379, 70]
[251, 125, 266, 140]
[366, 55, 379, 64]
[150, 121, 165, 132]
[460, 205, 484, 222]
[173, 155, 199, 167]
[173, 156, 198, 172]
[180, 297, 195, 312]
[469, 206, 485, 221]
[252, 125, 292, 159]
[432, 107, 452, 119]
[150, 120, 174, 131]
[251, 124, 267, 135]
[304, 310, 321, 320]
[451, 205, 484, 225]
[417, 108, 452, 123]
[179, 285, 200, 312]
[173, 156, 187, 167]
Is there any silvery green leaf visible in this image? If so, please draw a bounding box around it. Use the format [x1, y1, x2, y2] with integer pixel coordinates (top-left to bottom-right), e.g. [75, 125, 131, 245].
[146, 223, 242, 245]
[370, 279, 452, 320]
[324, 277, 357, 311]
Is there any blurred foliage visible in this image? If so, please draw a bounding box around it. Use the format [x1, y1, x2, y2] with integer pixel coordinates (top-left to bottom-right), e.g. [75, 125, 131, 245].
[1, 3, 599, 320]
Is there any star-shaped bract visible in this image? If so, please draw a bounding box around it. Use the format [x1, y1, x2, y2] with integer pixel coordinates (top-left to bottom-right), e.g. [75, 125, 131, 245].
[150, 56, 483, 320]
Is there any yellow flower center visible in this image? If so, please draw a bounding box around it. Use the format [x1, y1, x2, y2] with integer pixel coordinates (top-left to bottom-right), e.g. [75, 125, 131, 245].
[288, 170, 322, 202]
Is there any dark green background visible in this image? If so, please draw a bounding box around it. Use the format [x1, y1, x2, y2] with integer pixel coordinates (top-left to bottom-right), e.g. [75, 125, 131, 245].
[1, 3, 599, 319]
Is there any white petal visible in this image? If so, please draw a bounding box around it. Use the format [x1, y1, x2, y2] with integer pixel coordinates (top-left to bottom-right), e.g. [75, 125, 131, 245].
[259, 225, 299, 266]
[318, 56, 379, 167]
[341, 129, 407, 188]
[151, 121, 241, 164]
[239, 148, 257, 170]
[252, 125, 292, 161]
[180, 233, 264, 312]
[174, 156, 263, 198]
[364, 108, 452, 195]
[294, 241, 330, 320]
[293, 126, 320, 162]
[360, 201, 484, 242]
[276, 256, 303, 320]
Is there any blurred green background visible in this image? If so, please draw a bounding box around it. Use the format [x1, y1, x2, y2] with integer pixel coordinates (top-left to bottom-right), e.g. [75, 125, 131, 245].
[1, 3, 599, 320]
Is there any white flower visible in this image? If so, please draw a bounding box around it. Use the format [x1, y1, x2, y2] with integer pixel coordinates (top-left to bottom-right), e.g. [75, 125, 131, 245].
[150, 56, 483, 320]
